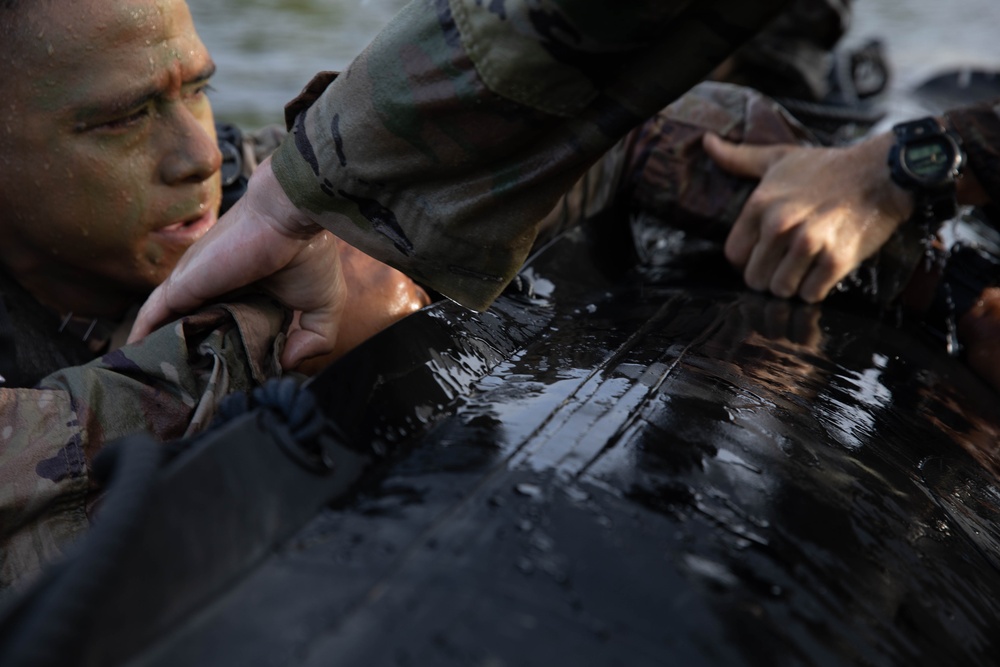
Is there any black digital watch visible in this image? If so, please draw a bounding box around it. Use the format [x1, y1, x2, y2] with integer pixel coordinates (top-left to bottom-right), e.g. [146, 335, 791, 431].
[887, 117, 965, 225]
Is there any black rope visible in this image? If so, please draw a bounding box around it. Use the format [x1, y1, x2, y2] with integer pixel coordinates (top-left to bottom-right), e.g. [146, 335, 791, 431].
[253, 377, 325, 442]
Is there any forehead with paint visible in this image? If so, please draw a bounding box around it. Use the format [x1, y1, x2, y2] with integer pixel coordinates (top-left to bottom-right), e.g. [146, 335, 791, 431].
[2, 0, 213, 125]
[0, 0, 221, 317]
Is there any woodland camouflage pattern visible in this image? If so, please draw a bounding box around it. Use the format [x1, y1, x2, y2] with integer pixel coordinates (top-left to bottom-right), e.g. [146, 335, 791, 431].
[271, 0, 793, 311]
[534, 80, 817, 245]
[272, 0, 999, 309]
[0, 297, 286, 595]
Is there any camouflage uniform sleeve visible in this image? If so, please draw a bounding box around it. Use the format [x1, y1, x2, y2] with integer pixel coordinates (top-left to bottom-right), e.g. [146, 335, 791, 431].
[0, 295, 286, 594]
[270, 0, 791, 311]
[945, 98, 1000, 208]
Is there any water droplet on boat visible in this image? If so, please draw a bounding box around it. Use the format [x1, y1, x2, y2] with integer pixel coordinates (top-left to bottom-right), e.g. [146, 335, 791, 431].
[515, 483, 543, 499]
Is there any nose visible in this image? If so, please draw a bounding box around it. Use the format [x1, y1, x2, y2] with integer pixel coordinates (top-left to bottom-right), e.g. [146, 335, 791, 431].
[158, 105, 223, 186]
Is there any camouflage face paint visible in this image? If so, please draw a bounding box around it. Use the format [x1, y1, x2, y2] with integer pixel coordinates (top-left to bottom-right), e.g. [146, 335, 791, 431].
[0, 0, 221, 317]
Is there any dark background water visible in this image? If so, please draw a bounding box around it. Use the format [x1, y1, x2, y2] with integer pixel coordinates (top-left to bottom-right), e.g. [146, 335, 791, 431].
[188, 0, 1000, 129]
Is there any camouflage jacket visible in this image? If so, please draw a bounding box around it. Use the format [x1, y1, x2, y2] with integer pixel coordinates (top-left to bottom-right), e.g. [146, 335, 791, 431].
[0, 293, 286, 594]
[270, 0, 793, 312]
[0, 118, 294, 596]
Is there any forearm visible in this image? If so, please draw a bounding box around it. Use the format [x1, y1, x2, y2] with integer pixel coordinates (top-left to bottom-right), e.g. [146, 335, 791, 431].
[272, 0, 791, 310]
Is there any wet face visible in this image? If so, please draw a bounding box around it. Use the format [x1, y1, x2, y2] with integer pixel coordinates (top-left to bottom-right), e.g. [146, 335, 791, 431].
[0, 0, 221, 310]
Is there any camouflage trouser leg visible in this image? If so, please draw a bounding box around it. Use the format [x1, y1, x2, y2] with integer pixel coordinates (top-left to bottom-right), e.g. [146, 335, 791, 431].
[271, 0, 792, 310]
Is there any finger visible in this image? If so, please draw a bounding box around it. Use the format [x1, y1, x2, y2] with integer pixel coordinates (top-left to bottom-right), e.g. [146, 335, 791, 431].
[282, 298, 345, 369]
[798, 251, 846, 303]
[769, 229, 822, 299]
[281, 327, 337, 371]
[271, 234, 347, 369]
[742, 214, 791, 293]
[128, 284, 174, 343]
[724, 202, 761, 269]
[702, 133, 790, 179]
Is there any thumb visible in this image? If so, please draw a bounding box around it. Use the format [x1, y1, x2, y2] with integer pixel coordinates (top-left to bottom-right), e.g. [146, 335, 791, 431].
[702, 132, 788, 179]
[280, 298, 345, 370]
[128, 284, 174, 343]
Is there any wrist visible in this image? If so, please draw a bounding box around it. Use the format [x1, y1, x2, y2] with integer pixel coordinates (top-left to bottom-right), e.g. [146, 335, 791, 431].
[886, 117, 965, 226]
[248, 157, 324, 239]
[855, 131, 915, 224]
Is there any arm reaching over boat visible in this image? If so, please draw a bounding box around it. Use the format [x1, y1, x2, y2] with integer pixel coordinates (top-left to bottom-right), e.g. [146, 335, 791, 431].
[704, 99, 1000, 392]
[131, 0, 792, 357]
[703, 105, 998, 303]
[703, 131, 915, 302]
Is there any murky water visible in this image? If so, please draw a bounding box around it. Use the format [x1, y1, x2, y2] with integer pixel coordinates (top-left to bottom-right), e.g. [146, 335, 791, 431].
[189, 0, 1000, 129]
[189, 0, 410, 128]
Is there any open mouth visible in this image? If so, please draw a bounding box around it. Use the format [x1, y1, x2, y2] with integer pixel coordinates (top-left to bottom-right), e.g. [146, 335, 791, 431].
[153, 209, 217, 243]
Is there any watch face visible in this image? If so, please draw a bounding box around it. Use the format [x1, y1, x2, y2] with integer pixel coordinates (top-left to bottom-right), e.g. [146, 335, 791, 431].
[902, 137, 958, 185]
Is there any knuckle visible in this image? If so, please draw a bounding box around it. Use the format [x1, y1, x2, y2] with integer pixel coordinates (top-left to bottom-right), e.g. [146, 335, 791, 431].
[758, 213, 794, 241]
[815, 251, 847, 277]
[789, 229, 821, 257]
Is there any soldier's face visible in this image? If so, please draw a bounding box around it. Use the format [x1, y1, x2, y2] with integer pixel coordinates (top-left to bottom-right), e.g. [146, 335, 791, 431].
[0, 0, 221, 301]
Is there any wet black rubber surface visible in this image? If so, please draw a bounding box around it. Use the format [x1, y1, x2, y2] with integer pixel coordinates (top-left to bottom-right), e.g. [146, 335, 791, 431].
[131, 211, 1000, 667]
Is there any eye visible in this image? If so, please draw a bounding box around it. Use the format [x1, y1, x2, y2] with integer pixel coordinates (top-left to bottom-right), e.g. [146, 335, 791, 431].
[100, 106, 151, 130]
[185, 82, 216, 102]
[75, 105, 152, 133]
